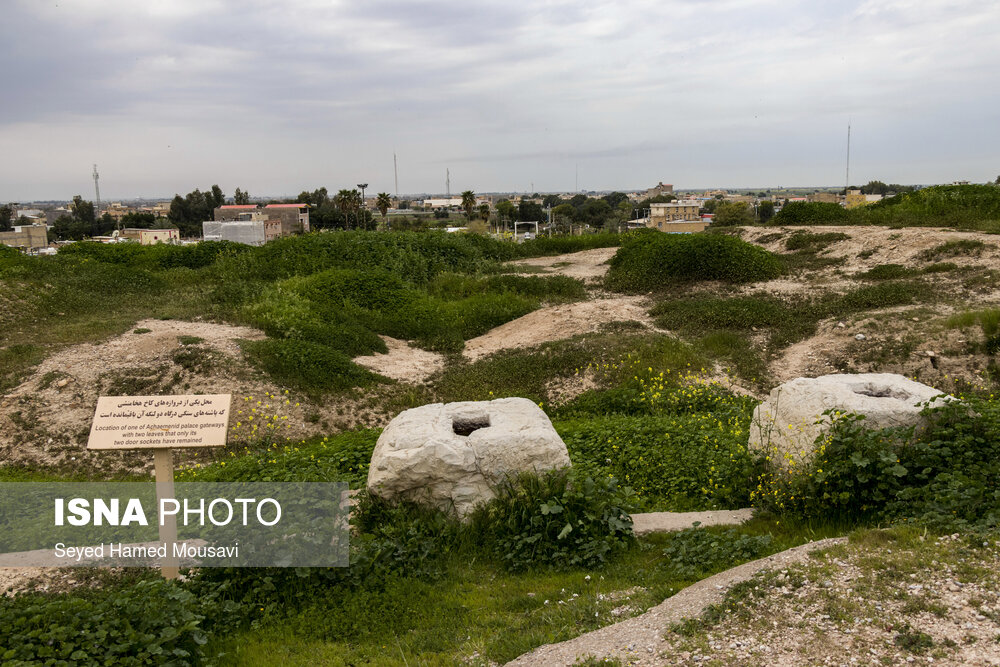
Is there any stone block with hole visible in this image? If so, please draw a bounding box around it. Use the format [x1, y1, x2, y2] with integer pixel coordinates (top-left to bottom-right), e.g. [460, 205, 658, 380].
[366, 397, 571, 518]
[748, 373, 949, 471]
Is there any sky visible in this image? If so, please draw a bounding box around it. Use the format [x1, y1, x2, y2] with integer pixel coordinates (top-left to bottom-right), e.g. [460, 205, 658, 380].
[2, 0, 999, 201]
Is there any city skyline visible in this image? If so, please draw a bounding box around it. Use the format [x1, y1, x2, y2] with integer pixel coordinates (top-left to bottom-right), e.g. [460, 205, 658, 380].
[2, 0, 999, 201]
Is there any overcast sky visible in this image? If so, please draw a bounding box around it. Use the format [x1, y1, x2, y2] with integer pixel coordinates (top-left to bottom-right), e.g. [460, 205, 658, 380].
[2, 0, 998, 201]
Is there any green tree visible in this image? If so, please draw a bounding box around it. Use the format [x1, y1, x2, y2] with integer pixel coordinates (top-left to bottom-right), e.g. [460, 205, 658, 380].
[0, 205, 12, 232]
[496, 199, 517, 227]
[233, 188, 250, 205]
[71, 195, 96, 236]
[209, 184, 225, 209]
[518, 200, 545, 223]
[757, 200, 775, 223]
[375, 192, 392, 220]
[478, 202, 490, 221]
[461, 190, 476, 219]
[542, 194, 562, 208]
[712, 201, 754, 226]
[602, 191, 629, 209]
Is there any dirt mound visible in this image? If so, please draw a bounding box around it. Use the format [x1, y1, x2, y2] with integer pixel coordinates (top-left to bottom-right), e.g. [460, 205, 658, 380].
[463, 296, 653, 361]
[0, 319, 294, 471]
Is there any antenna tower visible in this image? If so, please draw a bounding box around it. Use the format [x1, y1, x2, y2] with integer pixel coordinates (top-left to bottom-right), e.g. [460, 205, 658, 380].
[92, 164, 101, 217]
[393, 153, 399, 198]
[446, 168, 450, 197]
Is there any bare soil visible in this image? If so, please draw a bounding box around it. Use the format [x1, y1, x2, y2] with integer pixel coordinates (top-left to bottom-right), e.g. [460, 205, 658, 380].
[354, 336, 445, 384]
[463, 296, 653, 361]
[508, 247, 618, 281]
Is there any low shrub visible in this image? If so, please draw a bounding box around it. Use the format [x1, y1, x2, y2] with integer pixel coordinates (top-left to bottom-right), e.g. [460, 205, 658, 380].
[922, 261, 959, 274]
[784, 231, 849, 252]
[0, 579, 223, 665]
[946, 308, 1000, 354]
[755, 397, 1000, 529]
[241, 339, 383, 393]
[606, 232, 783, 291]
[469, 469, 634, 572]
[661, 527, 773, 578]
[917, 239, 989, 261]
[518, 233, 620, 257]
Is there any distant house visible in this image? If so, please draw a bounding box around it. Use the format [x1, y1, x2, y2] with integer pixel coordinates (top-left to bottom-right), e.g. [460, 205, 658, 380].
[647, 200, 707, 233]
[0, 224, 48, 250]
[845, 190, 883, 209]
[213, 204, 309, 239]
[203, 210, 282, 246]
[119, 228, 180, 245]
[644, 182, 674, 199]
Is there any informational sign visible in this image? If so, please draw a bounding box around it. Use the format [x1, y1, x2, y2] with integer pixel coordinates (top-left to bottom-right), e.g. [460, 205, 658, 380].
[87, 394, 231, 450]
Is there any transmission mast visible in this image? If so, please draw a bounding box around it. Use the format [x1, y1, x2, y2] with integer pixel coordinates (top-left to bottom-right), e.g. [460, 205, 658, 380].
[844, 123, 851, 200]
[446, 168, 450, 197]
[92, 164, 101, 218]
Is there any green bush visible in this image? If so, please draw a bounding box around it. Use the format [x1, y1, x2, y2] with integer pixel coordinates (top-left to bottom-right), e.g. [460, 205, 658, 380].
[241, 339, 383, 393]
[859, 184, 1000, 229]
[606, 232, 783, 291]
[427, 273, 586, 301]
[469, 469, 634, 572]
[922, 262, 959, 274]
[857, 264, 919, 280]
[772, 202, 849, 225]
[0, 579, 220, 665]
[518, 233, 620, 256]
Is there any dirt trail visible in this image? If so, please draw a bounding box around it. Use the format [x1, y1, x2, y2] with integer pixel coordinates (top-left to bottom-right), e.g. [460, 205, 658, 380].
[463, 296, 653, 361]
[508, 247, 618, 280]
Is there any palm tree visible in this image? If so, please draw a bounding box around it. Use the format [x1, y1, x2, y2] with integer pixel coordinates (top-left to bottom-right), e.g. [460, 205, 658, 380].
[461, 190, 476, 220]
[376, 193, 392, 230]
[334, 189, 361, 229]
[478, 203, 490, 221]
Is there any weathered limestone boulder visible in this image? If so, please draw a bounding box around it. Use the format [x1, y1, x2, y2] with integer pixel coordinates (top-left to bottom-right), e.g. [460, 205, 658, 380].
[367, 397, 571, 518]
[748, 373, 947, 470]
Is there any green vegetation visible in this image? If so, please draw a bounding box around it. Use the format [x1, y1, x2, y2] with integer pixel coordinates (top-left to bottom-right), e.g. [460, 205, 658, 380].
[771, 185, 1000, 231]
[857, 263, 919, 280]
[916, 238, 990, 261]
[605, 231, 784, 291]
[784, 231, 849, 252]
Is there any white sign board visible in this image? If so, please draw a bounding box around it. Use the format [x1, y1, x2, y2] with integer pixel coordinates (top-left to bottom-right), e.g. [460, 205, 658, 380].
[87, 394, 231, 450]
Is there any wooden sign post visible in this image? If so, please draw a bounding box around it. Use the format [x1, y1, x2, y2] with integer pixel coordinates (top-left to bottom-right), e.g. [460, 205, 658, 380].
[87, 394, 232, 579]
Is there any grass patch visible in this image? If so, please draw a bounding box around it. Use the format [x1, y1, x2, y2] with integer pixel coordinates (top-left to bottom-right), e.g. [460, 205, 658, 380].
[241, 339, 385, 395]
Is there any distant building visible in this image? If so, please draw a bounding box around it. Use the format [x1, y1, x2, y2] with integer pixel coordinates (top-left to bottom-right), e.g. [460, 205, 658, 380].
[808, 192, 840, 204]
[119, 228, 180, 245]
[422, 197, 463, 209]
[647, 200, 707, 233]
[213, 204, 309, 237]
[0, 224, 48, 250]
[845, 190, 883, 209]
[103, 202, 133, 222]
[644, 182, 674, 199]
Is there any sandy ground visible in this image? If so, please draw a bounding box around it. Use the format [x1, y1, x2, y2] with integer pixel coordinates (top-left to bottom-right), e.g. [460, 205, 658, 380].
[508, 247, 618, 281]
[508, 537, 847, 666]
[463, 296, 653, 361]
[354, 336, 445, 383]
